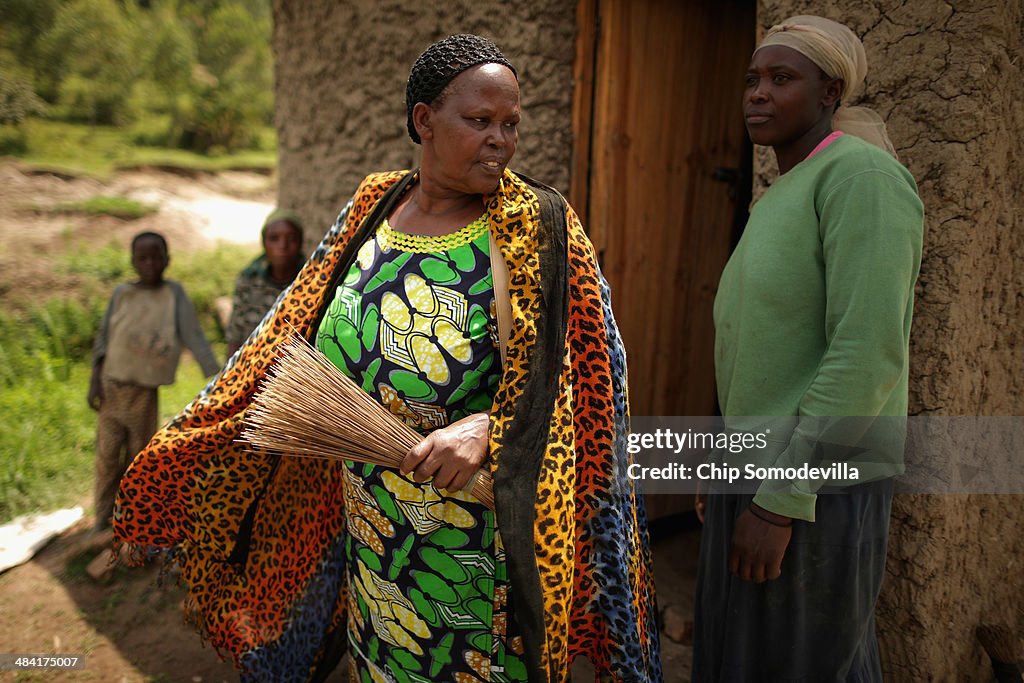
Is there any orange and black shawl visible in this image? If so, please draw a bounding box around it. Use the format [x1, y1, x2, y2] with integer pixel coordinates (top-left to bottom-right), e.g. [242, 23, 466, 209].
[114, 170, 662, 682]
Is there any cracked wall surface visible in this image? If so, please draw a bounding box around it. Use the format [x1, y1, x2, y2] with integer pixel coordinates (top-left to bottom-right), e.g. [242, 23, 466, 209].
[271, 0, 576, 248]
[757, 2, 1024, 679]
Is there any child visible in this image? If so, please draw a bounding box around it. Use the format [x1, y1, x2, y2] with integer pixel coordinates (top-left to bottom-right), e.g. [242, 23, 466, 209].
[88, 231, 220, 531]
[224, 208, 305, 356]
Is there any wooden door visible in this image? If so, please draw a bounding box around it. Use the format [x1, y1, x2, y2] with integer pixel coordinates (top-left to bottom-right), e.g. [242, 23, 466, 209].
[572, 0, 755, 418]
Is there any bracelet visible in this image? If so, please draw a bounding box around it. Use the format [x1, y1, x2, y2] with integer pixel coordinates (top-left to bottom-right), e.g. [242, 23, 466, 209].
[749, 505, 793, 528]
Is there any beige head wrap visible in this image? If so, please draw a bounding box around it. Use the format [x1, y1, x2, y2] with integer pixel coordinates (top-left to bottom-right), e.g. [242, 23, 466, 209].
[757, 15, 896, 156]
[261, 207, 304, 241]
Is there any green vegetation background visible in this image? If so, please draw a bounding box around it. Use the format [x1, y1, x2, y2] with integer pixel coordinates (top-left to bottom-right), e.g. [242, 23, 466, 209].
[1, 0, 276, 172]
[0, 0, 274, 522]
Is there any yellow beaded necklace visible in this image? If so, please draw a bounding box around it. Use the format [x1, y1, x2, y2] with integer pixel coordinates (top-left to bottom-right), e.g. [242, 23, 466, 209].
[377, 213, 488, 254]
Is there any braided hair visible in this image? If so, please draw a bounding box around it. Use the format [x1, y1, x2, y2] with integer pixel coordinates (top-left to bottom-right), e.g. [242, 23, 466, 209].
[406, 34, 518, 144]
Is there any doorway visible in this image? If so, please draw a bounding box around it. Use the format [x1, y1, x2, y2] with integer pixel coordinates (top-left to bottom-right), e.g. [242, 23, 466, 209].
[570, 6, 757, 673]
[571, 0, 755, 424]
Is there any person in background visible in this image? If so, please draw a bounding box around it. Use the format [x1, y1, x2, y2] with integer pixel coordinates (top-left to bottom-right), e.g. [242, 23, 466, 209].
[224, 209, 305, 356]
[694, 15, 924, 681]
[88, 231, 220, 532]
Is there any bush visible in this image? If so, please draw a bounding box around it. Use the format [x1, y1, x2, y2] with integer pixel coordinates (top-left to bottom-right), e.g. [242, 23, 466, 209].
[0, 123, 27, 155]
[30, 298, 103, 367]
[63, 239, 131, 284]
[0, 71, 48, 125]
[37, 0, 140, 125]
[0, 299, 104, 386]
[128, 109, 176, 148]
[3, 0, 274, 154]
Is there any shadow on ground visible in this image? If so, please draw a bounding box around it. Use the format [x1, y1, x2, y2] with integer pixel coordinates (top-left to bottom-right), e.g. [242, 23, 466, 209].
[0, 513, 701, 682]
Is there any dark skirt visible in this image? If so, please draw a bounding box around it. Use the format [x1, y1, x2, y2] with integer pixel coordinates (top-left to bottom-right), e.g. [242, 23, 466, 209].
[693, 480, 893, 682]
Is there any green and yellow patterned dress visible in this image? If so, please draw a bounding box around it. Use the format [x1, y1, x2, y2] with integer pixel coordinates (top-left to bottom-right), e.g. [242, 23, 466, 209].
[316, 214, 527, 683]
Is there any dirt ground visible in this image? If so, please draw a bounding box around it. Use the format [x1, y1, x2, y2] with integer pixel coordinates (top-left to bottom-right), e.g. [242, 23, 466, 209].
[0, 512, 698, 682]
[0, 161, 699, 681]
[0, 161, 273, 312]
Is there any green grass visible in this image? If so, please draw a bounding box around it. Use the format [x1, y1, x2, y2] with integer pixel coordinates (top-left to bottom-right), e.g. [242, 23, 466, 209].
[160, 357, 215, 425]
[0, 354, 213, 524]
[13, 118, 276, 179]
[0, 362, 98, 521]
[52, 196, 158, 220]
[62, 239, 132, 287]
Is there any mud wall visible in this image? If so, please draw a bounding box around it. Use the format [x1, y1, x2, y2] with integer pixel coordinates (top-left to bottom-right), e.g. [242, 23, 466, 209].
[755, 2, 1024, 679]
[271, 0, 577, 249]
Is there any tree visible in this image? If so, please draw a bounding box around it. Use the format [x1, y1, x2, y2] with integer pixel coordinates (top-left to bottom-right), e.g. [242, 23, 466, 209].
[182, 2, 272, 150]
[37, 0, 140, 125]
[0, 0, 62, 74]
[0, 71, 48, 125]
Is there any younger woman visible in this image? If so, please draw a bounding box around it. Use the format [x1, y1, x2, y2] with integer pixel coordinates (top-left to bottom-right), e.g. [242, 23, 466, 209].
[695, 16, 924, 681]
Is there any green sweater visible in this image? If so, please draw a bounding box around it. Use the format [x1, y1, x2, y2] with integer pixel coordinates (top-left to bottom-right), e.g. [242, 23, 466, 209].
[714, 134, 924, 521]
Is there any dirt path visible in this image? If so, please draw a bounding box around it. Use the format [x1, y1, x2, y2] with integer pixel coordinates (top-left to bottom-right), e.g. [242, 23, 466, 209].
[0, 163, 272, 311]
[0, 162, 274, 245]
[0, 517, 696, 682]
[0, 520, 239, 682]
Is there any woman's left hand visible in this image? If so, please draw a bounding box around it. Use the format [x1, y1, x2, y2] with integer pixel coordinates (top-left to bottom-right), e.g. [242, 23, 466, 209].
[400, 412, 490, 492]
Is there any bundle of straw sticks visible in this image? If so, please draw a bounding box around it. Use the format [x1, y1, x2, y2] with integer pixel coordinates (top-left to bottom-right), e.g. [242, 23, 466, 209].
[238, 333, 495, 509]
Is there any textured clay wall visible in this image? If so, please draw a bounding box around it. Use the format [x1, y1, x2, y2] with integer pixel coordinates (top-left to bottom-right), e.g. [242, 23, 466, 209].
[271, 0, 576, 249]
[755, 2, 1024, 679]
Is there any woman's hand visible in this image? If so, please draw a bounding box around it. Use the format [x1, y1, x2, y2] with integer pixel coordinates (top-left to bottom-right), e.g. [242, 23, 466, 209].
[728, 504, 793, 582]
[400, 412, 490, 492]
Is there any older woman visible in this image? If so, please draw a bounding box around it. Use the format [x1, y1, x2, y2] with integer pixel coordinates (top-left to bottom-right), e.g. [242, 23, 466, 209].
[694, 16, 924, 682]
[113, 35, 660, 682]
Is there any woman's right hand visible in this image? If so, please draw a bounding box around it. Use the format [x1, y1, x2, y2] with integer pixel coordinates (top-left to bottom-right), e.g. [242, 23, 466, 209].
[400, 412, 490, 493]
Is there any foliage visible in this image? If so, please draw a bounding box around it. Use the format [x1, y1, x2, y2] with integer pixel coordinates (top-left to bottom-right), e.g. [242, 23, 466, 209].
[0, 71, 48, 125]
[37, 0, 140, 125]
[0, 300, 102, 387]
[0, 124, 28, 155]
[0, 0, 63, 71]
[0, 361, 98, 521]
[53, 196, 158, 220]
[16, 118, 275, 178]
[0, 299, 103, 519]
[178, 2, 274, 151]
[1, 0, 274, 153]
[0, 349, 211, 522]
[62, 238, 131, 284]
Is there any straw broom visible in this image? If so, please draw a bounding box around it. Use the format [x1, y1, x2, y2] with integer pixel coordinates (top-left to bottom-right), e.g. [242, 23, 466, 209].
[238, 332, 495, 509]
